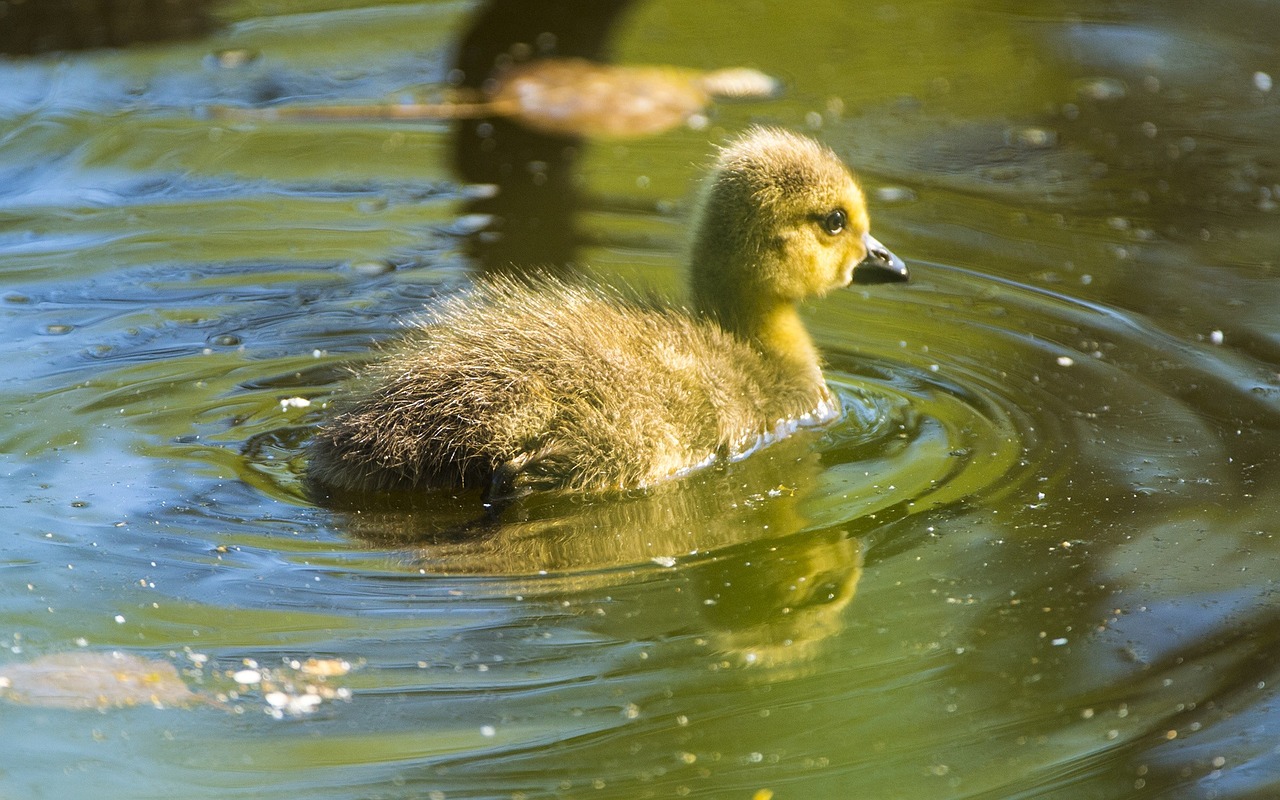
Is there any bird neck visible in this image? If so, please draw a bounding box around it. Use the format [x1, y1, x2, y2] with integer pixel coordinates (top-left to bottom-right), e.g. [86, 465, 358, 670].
[687, 210, 824, 387]
[695, 284, 823, 382]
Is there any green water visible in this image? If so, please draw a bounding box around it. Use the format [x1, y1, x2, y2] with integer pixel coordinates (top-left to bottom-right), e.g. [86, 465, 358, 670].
[1, 1, 1278, 797]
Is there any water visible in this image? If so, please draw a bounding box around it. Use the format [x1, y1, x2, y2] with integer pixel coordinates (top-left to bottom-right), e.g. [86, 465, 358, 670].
[1, 0, 1278, 797]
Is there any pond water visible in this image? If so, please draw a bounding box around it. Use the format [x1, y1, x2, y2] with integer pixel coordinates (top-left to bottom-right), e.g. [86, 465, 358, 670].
[1, 0, 1278, 797]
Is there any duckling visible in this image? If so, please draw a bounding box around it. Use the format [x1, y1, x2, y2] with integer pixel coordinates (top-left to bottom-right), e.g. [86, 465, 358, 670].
[308, 127, 907, 499]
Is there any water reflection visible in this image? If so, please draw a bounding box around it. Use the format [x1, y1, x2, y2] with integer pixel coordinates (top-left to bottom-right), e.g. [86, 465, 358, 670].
[339, 443, 868, 668]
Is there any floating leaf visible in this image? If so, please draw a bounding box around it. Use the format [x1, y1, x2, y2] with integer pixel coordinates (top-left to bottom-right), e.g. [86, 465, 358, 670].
[0, 651, 200, 710]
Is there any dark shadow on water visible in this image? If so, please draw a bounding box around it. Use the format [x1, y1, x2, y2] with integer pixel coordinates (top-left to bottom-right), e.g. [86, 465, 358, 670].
[0, 0, 219, 54]
[449, 0, 635, 274]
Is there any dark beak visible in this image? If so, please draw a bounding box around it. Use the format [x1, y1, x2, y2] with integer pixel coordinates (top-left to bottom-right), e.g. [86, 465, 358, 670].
[851, 233, 909, 284]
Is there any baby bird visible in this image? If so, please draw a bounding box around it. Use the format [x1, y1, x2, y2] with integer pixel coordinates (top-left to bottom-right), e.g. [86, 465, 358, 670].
[308, 127, 907, 499]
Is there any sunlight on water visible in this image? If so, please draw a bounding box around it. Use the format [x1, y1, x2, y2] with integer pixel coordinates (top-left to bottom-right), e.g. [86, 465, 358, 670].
[0, 1, 1278, 798]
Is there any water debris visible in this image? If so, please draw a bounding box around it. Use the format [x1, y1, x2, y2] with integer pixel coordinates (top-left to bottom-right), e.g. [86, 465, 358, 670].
[1076, 77, 1127, 102]
[209, 58, 782, 139]
[220, 658, 353, 720]
[265, 690, 322, 715]
[874, 185, 917, 204]
[0, 651, 200, 710]
[349, 259, 395, 277]
[0, 651, 355, 717]
[209, 48, 259, 70]
[295, 657, 351, 677]
[1008, 126, 1057, 148]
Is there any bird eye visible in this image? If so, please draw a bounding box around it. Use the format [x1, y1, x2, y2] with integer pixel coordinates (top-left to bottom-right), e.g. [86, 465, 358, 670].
[821, 208, 847, 236]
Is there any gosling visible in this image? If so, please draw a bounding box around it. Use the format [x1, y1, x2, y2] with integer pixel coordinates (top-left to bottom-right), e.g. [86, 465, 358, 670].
[308, 127, 908, 499]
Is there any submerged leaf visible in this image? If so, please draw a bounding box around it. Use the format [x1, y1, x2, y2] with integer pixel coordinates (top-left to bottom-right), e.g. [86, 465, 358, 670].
[214, 58, 781, 139]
